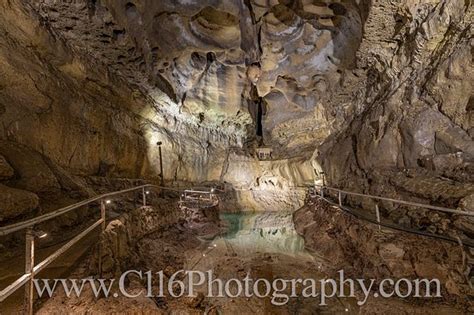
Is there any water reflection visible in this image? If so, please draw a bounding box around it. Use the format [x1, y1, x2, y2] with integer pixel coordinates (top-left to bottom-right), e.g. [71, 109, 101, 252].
[219, 212, 308, 256]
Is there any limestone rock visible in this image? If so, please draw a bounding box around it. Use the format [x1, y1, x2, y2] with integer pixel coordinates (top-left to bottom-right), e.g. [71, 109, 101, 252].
[0, 141, 60, 194]
[0, 184, 39, 221]
[459, 194, 474, 212]
[0, 0, 471, 220]
[0, 155, 14, 179]
[184, 292, 204, 308]
[294, 199, 470, 298]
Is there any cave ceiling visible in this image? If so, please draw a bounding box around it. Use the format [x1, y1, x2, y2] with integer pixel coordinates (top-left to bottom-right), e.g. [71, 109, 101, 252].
[29, 0, 366, 156]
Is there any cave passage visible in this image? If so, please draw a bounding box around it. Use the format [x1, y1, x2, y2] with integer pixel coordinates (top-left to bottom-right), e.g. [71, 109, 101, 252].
[0, 0, 472, 314]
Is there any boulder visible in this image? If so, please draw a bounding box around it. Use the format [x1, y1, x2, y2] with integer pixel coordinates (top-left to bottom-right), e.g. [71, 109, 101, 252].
[0, 141, 60, 194]
[454, 194, 474, 236]
[0, 184, 39, 221]
[459, 194, 474, 212]
[184, 292, 204, 308]
[0, 155, 14, 179]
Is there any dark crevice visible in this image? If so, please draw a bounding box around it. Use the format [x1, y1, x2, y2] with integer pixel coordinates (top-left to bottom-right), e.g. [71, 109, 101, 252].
[466, 96, 474, 112]
[241, 0, 260, 64]
[256, 98, 263, 137]
[248, 85, 264, 140]
[87, 0, 97, 17]
[154, 73, 178, 103]
[206, 52, 216, 65]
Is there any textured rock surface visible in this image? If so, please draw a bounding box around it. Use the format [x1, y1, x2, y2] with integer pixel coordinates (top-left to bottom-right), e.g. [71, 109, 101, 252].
[0, 0, 472, 214]
[0, 1, 472, 313]
[0, 155, 13, 179]
[0, 184, 39, 221]
[294, 198, 473, 311]
[317, 0, 474, 205]
[26, 0, 365, 156]
[0, 141, 61, 194]
[94, 202, 179, 278]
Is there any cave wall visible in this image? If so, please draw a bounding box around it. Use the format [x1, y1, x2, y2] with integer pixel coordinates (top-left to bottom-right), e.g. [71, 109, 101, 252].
[318, 0, 474, 210]
[27, 0, 370, 157]
[0, 0, 316, 219]
[1, 0, 473, 219]
[0, 0, 250, 182]
[320, 1, 474, 190]
[0, 0, 244, 221]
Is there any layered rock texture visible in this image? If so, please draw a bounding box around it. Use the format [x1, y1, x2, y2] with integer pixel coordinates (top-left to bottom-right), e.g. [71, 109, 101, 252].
[295, 198, 474, 313]
[0, 0, 472, 215]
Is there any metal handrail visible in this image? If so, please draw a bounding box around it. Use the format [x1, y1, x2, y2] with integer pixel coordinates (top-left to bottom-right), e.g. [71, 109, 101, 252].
[316, 194, 474, 248]
[0, 184, 185, 313]
[0, 184, 181, 236]
[180, 189, 219, 208]
[315, 184, 473, 217]
[183, 189, 214, 201]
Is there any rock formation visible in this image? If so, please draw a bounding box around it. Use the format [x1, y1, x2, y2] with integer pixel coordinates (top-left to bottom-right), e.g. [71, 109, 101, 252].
[0, 1, 472, 313]
[0, 0, 472, 226]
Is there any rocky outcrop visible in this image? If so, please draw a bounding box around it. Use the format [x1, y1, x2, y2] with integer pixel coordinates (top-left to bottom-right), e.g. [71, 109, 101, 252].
[0, 155, 13, 179]
[0, 141, 61, 194]
[294, 198, 473, 310]
[314, 0, 473, 221]
[454, 194, 474, 238]
[0, 0, 472, 215]
[0, 184, 39, 221]
[95, 203, 179, 278]
[179, 202, 221, 238]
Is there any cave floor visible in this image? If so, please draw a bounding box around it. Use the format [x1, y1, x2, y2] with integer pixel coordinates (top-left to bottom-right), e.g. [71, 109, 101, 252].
[181, 211, 358, 314]
[0, 230, 99, 314]
[3, 207, 469, 314]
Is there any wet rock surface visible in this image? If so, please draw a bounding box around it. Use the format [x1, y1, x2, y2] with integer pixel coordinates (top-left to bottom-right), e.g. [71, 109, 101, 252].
[294, 198, 473, 312]
[37, 201, 223, 314]
[180, 203, 223, 239]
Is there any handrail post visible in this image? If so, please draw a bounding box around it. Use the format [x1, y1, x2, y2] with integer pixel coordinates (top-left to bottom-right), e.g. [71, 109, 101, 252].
[375, 204, 381, 231]
[101, 199, 106, 232]
[24, 227, 34, 315]
[338, 191, 342, 206]
[142, 187, 146, 207]
[98, 199, 106, 277]
[320, 188, 324, 198]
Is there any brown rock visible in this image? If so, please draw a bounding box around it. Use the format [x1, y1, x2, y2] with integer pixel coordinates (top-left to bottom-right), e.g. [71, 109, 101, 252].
[414, 262, 448, 283]
[0, 184, 39, 221]
[453, 217, 474, 236]
[207, 307, 219, 315]
[0, 155, 14, 179]
[459, 194, 474, 212]
[0, 141, 60, 194]
[164, 266, 175, 278]
[184, 292, 204, 308]
[101, 255, 115, 273]
[378, 243, 405, 260]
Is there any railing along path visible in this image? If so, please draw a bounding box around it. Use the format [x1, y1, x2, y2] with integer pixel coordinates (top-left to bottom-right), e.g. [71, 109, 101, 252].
[0, 184, 216, 314]
[313, 184, 474, 247]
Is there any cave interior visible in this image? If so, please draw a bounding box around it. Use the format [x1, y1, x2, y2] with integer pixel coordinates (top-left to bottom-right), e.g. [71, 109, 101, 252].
[0, 0, 473, 314]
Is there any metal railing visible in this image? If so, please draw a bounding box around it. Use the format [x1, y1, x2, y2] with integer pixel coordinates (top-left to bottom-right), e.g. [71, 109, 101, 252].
[315, 185, 474, 218]
[180, 189, 218, 208]
[0, 184, 182, 314]
[314, 185, 474, 245]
